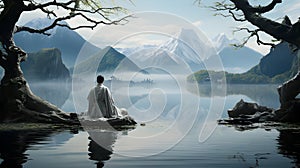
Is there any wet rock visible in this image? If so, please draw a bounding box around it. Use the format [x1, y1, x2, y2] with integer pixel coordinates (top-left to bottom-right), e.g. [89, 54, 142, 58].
[219, 111, 275, 125]
[228, 99, 273, 118]
[219, 99, 276, 125]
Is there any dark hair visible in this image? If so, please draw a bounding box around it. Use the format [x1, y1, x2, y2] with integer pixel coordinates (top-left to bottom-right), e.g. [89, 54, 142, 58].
[97, 75, 104, 84]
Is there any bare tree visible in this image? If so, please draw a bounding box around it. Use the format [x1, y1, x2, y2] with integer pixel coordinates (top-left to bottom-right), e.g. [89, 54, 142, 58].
[198, 0, 300, 121]
[0, 0, 129, 124]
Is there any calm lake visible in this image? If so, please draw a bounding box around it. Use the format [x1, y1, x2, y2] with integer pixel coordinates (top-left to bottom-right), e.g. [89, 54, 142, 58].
[1, 82, 299, 168]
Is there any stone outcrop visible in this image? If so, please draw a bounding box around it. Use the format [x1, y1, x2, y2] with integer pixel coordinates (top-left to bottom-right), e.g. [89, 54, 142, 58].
[228, 99, 273, 118]
[220, 98, 300, 125]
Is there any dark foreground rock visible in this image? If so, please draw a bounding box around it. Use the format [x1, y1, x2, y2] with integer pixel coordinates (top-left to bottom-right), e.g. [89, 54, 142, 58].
[219, 99, 300, 125]
[228, 99, 273, 118]
[273, 100, 300, 122]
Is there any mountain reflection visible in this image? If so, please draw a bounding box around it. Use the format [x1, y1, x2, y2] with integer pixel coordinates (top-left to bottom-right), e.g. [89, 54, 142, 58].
[30, 81, 71, 108]
[87, 130, 118, 168]
[189, 84, 280, 108]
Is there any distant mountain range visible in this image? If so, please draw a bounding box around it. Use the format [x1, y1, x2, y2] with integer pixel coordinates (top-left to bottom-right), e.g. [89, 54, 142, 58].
[13, 18, 264, 76]
[211, 33, 263, 73]
[14, 18, 142, 76]
[9, 18, 266, 84]
[14, 18, 99, 68]
[189, 42, 299, 84]
[73, 46, 140, 74]
[117, 30, 262, 73]
[118, 28, 215, 72]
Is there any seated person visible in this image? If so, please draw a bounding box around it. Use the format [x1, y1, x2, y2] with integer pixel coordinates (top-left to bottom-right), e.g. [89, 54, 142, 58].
[87, 75, 121, 119]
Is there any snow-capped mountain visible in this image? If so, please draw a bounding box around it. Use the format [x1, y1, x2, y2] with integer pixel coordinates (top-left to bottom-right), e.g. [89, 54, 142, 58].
[127, 47, 183, 68]
[116, 44, 158, 56]
[122, 31, 264, 73]
[124, 28, 215, 72]
[15, 18, 99, 68]
[161, 28, 215, 65]
[212, 33, 240, 53]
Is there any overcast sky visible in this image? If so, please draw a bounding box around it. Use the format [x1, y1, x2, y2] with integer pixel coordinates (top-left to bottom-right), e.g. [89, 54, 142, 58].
[18, 0, 300, 55]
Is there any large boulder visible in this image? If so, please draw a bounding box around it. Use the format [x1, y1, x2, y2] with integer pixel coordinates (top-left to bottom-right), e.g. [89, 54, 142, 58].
[228, 99, 273, 118]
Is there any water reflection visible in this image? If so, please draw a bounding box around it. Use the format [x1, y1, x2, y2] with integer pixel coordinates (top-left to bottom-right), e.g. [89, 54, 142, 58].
[29, 81, 71, 108]
[277, 129, 300, 167]
[0, 130, 29, 168]
[189, 84, 280, 108]
[228, 124, 300, 167]
[0, 126, 77, 168]
[226, 84, 279, 108]
[87, 130, 118, 168]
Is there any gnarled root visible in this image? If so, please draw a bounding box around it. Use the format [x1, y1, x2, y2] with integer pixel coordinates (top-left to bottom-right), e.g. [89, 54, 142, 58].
[0, 77, 79, 125]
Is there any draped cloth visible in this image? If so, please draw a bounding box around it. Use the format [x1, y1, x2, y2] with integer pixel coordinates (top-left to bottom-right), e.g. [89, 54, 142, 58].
[87, 84, 118, 118]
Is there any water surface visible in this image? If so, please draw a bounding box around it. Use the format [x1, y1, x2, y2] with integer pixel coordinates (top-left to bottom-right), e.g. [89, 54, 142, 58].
[1, 84, 299, 168]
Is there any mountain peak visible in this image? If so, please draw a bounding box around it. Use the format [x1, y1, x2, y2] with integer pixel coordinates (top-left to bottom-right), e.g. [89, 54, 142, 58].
[212, 33, 239, 52]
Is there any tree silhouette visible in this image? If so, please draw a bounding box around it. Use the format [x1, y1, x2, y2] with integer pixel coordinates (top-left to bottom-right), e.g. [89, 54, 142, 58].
[0, 0, 128, 124]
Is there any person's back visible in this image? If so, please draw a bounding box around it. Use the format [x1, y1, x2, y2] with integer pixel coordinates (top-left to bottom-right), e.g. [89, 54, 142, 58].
[87, 75, 117, 118]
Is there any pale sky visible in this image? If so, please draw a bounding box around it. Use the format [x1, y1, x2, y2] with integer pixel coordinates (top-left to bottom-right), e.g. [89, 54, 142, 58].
[18, 0, 300, 55]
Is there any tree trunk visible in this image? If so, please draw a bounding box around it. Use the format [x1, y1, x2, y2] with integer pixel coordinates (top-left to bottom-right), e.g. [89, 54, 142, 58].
[0, 0, 79, 125]
[0, 50, 79, 124]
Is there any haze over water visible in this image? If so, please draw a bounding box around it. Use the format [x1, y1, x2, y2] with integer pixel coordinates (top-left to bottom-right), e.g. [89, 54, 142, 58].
[0, 79, 296, 168]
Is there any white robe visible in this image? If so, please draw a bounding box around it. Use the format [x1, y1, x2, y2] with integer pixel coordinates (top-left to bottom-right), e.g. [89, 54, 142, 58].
[87, 84, 118, 118]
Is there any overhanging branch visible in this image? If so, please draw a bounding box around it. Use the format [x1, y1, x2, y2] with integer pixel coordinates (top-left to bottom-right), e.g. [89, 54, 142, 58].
[252, 0, 282, 14]
[16, 13, 131, 35]
[230, 0, 300, 47]
[233, 27, 275, 47]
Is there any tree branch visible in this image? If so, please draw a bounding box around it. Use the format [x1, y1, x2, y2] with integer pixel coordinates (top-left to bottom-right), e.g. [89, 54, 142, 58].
[23, 0, 126, 21]
[252, 0, 282, 14]
[228, 10, 246, 22]
[23, 0, 75, 12]
[199, 0, 300, 47]
[16, 12, 131, 35]
[233, 27, 275, 48]
[229, 0, 300, 47]
[13, 0, 130, 36]
[210, 1, 236, 11]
